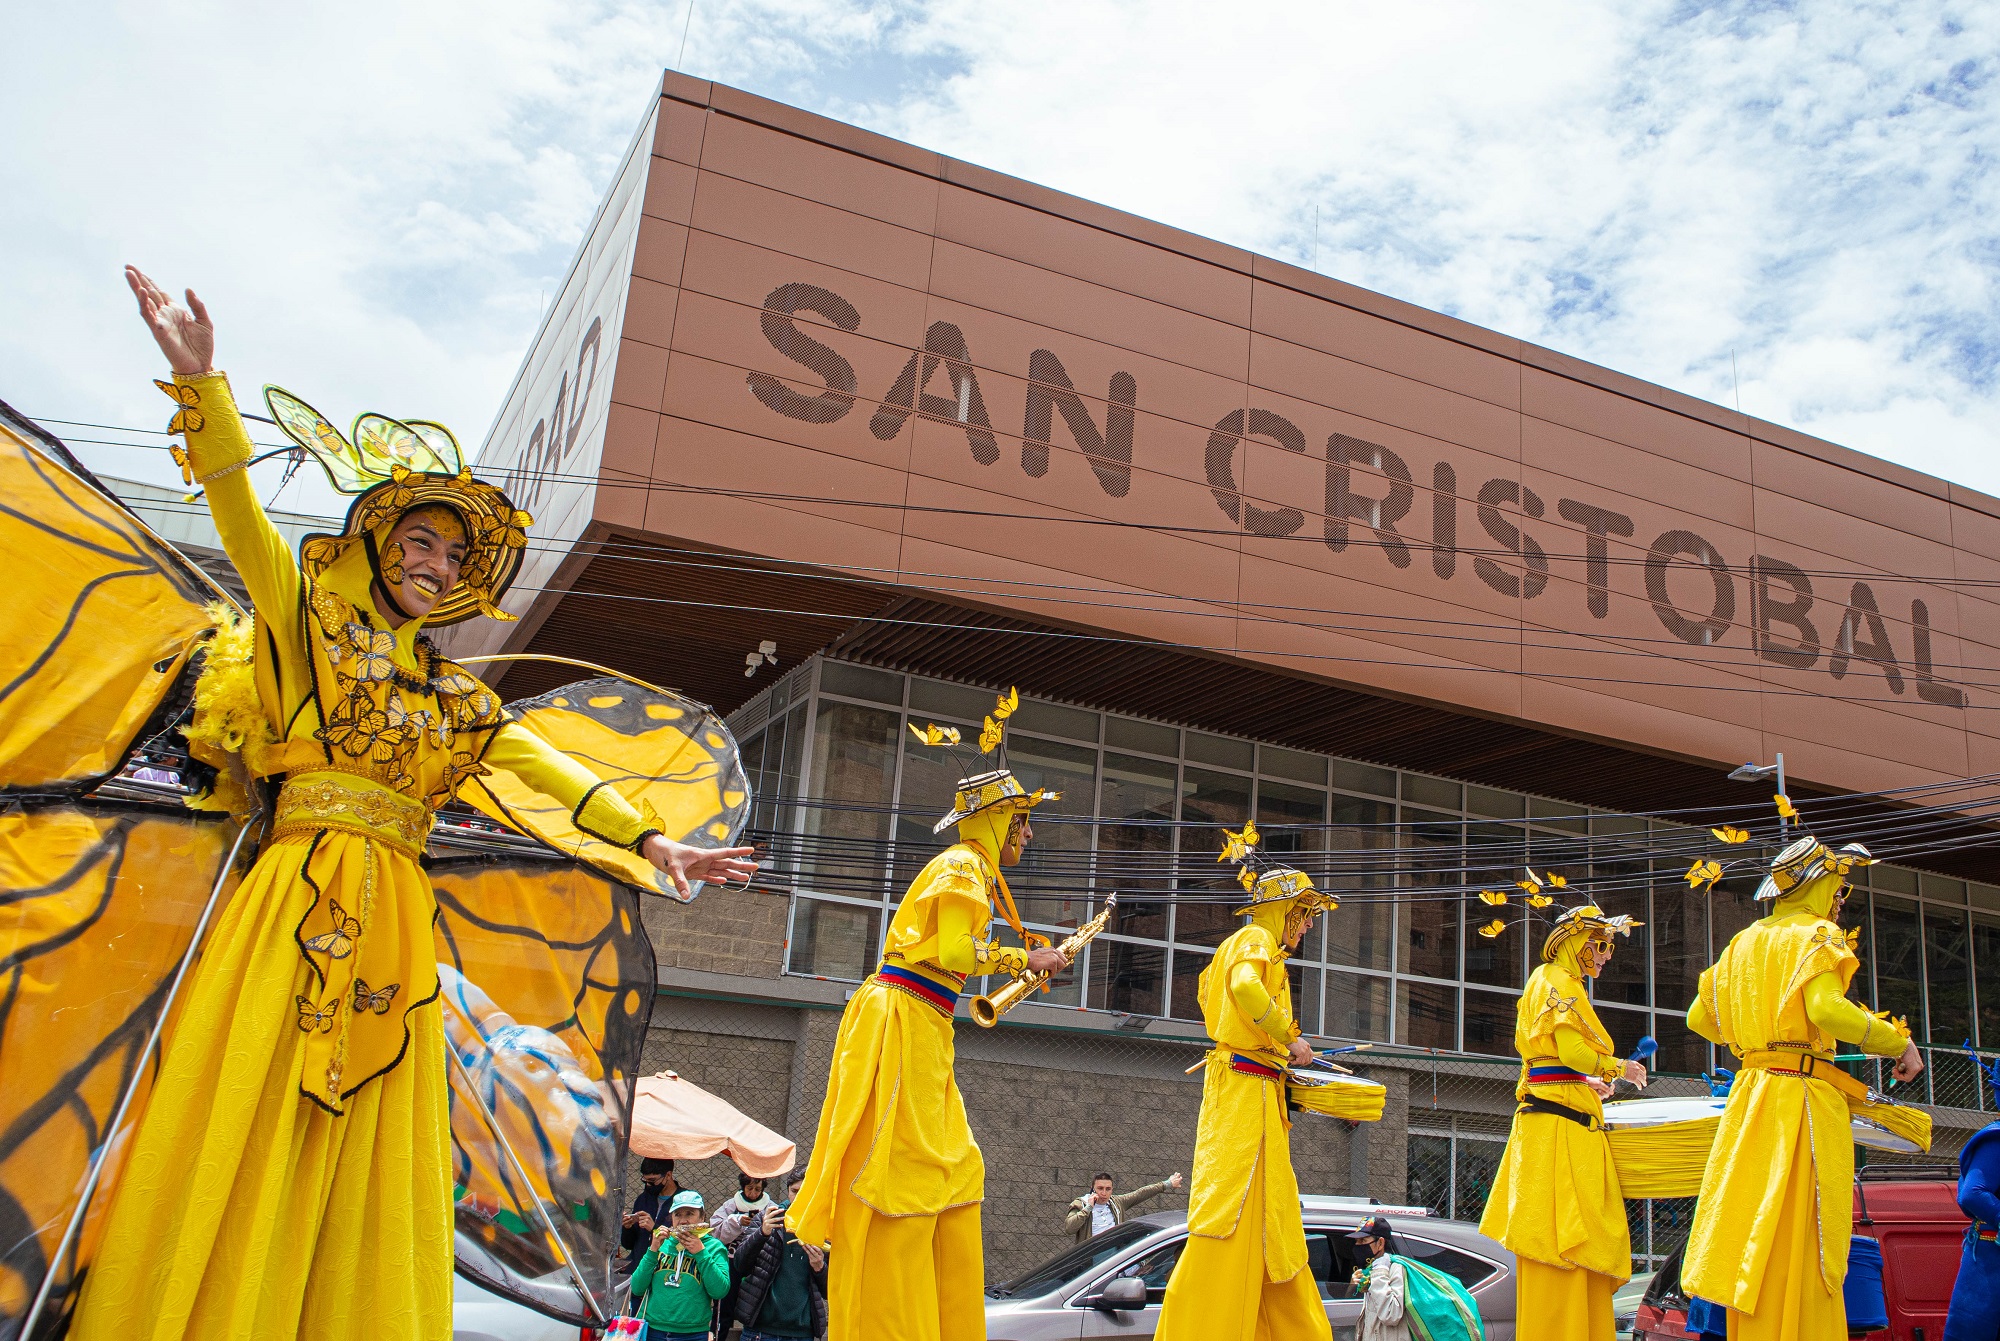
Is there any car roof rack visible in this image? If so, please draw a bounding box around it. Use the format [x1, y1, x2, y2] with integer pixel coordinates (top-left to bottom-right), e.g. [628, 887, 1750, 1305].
[1857, 1161, 1959, 1183]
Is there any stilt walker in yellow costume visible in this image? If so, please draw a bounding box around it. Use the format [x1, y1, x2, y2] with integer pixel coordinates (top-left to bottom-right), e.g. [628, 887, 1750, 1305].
[66, 270, 757, 1341]
[1478, 904, 1647, 1341]
[787, 689, 1068, 1341]
[1153, 823, 1344, 1341]
[1681, 835, 1924, 1341]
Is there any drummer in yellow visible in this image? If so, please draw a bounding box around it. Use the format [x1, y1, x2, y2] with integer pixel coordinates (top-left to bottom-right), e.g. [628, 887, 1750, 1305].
[1479, 904, 1647, 1340]
[1154, 827, 1340, 1341]
[1681, 835, 1924, 1339]
[788, 711, 1065, 1341]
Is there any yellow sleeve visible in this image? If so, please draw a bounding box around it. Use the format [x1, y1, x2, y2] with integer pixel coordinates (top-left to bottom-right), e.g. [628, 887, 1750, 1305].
[1227, 959, 1292, 1047]
[1802, 973, 1908, 1058]
[1686, 989, 1724, 1045]
[936, 884, 1027, 978]
[1552, 1023, 1620, 1081]
[168, 372, 307, 673]
[480, 721, 659, 851]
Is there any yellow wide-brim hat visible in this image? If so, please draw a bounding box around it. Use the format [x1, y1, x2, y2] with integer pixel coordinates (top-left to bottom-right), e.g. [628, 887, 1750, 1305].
[932, 768, 1057, 834]
[1236, 865, 1338, 916]
[1753, 834, 1873, 902]
[1540, 903, 1641, 963]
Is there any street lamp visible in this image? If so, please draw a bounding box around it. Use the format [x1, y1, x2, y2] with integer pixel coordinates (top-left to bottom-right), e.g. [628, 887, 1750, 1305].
[1728, 753, 1787, 837]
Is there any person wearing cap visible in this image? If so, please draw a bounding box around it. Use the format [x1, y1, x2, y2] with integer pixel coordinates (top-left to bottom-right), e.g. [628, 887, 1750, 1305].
[1944, 1054, 2000, 1341]
[1680, 834, 1924, 1338]
[1477, 903, 1645, 1338]
[71, 271, 757, 1341]
[629, 1189, 732, 1341]
[1349, 1215, 1484, 1341]
[1153, 827, 1339, 1341]
[623, 1157, 681, 1262]
[788, 690, 1066, 1341]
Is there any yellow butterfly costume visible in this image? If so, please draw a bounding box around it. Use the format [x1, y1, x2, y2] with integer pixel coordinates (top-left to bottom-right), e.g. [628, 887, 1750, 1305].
[1477, 903, 1640, 1340]
[0, 374, 747, 1341]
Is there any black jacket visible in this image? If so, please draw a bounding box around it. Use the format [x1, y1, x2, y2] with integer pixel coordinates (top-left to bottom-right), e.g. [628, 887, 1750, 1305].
[730, 1225, 828, 1338]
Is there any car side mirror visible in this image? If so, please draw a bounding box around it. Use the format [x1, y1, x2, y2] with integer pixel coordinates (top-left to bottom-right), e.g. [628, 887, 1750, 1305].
[1094, 1277, 1147, 1311]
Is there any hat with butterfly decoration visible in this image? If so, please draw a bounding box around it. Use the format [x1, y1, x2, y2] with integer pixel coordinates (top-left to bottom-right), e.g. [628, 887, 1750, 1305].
[1539, 902, 1641, 964]
[1216, 820, 1338, 919]
[907, 686, 1061, 834]
[259, 387, 533, 627]
[1753, 834, 1874, 902]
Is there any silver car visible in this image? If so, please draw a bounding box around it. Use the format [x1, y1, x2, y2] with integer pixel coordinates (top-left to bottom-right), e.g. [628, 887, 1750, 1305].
[985, 1195, 1515, 1341]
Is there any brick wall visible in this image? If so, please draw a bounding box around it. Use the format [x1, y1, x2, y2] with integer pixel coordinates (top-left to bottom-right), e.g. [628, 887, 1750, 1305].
[642, 885, 790, 979]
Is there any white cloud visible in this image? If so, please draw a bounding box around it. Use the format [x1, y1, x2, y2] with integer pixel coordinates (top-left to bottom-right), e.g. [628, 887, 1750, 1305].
[5, 0, 1999, 510]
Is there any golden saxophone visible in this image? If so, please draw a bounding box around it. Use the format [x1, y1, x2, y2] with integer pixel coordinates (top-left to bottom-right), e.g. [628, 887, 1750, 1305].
[970, 894, 1116, 1028]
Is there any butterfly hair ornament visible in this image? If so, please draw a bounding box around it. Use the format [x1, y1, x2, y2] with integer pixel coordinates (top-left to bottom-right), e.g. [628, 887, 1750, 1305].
[252, 385, 533, 627]
[907, 685, 1062, 835]
[1216, 819, 1338, 949]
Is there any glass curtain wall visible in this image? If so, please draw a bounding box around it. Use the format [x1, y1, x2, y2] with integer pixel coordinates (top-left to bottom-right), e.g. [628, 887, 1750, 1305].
[731, 657, 2000, 1076]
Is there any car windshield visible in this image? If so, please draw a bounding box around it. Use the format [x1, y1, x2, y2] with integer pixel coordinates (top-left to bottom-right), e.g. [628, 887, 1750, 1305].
[989, 1221, 1155, 1298]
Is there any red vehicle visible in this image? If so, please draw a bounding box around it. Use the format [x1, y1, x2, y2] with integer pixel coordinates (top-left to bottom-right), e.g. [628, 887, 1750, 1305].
[1634, 1164, 1969, 1340]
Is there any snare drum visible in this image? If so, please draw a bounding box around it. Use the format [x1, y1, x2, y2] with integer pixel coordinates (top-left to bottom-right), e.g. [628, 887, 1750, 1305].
[1600, 1097, 1726, 1199]
[1285, 1070, 1387, 1122]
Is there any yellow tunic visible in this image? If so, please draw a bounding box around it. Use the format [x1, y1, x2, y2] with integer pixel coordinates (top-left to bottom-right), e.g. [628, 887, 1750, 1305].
[786, 837, 1027, 1341]
[71, 373, 654, 1341]
[1154, 918, 1332, 1341]
[1478, 962, 1629, 1341]
[1681, 913, 1885, 1338]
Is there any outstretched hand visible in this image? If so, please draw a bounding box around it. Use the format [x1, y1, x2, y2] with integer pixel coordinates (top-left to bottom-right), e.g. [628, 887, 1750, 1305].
[640, 833, 757, 897]
[125, 266, 214, 376]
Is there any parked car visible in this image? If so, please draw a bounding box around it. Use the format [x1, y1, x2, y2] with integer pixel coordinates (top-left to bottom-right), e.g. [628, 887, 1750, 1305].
[1633, 1164, 1969, 1341]
[984, 1195, 1516, 1341]
[452, 1267, 594, 1341]
[1613, 1269, 1655, 1338]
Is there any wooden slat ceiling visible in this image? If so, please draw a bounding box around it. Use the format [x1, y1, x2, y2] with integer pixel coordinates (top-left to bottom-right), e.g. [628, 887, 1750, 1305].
[506, 535, 1999, 879]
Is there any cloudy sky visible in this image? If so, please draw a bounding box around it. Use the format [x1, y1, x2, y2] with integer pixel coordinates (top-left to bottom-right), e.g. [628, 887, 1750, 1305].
[5, 1, 1996, 515]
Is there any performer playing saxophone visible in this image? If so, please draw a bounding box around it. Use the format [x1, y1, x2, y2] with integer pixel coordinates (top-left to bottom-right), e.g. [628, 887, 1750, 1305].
[1478, 903, 1645, 1340]
[1681, 835, 1923, 1339]
[1153, 824, 1343, 1341]
[787, 690, 1064, 1341]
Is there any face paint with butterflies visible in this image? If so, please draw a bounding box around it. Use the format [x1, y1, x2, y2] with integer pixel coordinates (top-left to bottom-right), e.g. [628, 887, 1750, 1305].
[0, 416, 752, 1329]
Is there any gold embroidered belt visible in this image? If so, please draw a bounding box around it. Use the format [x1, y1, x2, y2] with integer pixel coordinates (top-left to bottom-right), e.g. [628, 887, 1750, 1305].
[272, 771, 432, 859]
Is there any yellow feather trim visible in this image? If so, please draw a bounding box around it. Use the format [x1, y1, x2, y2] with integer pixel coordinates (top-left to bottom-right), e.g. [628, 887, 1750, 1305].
[181, 602, 279, 816]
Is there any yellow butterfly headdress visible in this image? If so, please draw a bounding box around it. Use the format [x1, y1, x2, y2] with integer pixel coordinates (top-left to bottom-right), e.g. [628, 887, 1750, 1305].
[911, 685, 1062, 834]
[1216, 820, 1338, 919]
[261, 386, 533, 628]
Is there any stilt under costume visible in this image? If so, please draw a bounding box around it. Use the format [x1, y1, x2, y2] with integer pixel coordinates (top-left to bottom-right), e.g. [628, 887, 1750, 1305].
[1478, 904, 1639, 1341]
[1154, 826, 1343, 1341]
[786, 692, 1052, 1341]
[62, 375, 672, 1341]
[1680, 835, 1912, 1341]
[1944, 1053, 2000, 1341]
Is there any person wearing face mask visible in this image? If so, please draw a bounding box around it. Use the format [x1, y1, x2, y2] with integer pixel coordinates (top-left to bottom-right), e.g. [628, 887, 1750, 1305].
[1349, 1215, 1484, 1341]
[1152, 829, 1342, 1341]
[68, 270, 758, 1341]
[1680, 835, 1924, 1340]
[1477, 904, 1645, 1339]
[787, 692, 1066, 1341]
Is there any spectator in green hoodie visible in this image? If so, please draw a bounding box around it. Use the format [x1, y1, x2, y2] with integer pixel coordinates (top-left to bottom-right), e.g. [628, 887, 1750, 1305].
[628, 1189, 731, 1341]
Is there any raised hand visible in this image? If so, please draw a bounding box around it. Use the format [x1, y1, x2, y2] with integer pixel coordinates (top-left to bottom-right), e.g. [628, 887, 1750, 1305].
[125, 266, 214, 376]
[640, 834, 758, 897]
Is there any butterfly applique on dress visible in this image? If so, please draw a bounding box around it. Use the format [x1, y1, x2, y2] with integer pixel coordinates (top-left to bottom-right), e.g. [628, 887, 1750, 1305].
[295, 996, 339, 1033]
[304, 899, 362, 960]
[352, 979, 400, 1015]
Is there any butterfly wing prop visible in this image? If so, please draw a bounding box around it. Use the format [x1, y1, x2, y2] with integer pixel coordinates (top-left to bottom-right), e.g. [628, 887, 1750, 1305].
[0, 404, 255, 1334]
[430, 851, 658, 1324]
[458, 677, 751, 902]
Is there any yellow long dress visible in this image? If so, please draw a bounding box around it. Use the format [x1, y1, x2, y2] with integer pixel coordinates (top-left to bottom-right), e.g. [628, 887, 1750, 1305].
[1680, 911, 1905, 1341]
[786, 808, 1029, 1341]
[1478, 957, 1630, 1341]
[70, 373, 658, 1341]
[1154, 906, 1332, 1341]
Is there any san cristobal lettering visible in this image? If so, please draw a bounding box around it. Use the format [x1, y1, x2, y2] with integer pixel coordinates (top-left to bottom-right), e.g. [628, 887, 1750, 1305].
[746, 281, 1967, 709]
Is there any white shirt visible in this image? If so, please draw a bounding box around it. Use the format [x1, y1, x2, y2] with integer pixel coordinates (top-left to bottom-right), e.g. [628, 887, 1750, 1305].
[1090, 1200, 1116, 1236]
[1359, 1258, 1411, 1341]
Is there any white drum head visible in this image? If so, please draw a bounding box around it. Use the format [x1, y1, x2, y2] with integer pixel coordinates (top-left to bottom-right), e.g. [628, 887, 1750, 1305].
[1600, 1096, 1727, 1129]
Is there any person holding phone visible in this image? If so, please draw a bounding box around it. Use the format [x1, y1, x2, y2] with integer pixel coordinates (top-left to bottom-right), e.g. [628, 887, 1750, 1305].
[733, 1170, 828, 1340]
[627, 1190, 731, 1341]
[709, 1169, 776, 1248]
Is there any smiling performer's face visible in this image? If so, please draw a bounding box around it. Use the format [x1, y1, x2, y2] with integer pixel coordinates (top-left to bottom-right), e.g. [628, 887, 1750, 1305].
[376, 506, 467, 624]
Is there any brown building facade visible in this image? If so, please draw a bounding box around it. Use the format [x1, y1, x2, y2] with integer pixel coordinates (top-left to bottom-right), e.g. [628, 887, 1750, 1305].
[438, 73, 2000, 1279]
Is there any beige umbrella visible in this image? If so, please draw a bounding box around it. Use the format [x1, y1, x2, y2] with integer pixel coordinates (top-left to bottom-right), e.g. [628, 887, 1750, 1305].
[629, 1070, 797, 1178]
